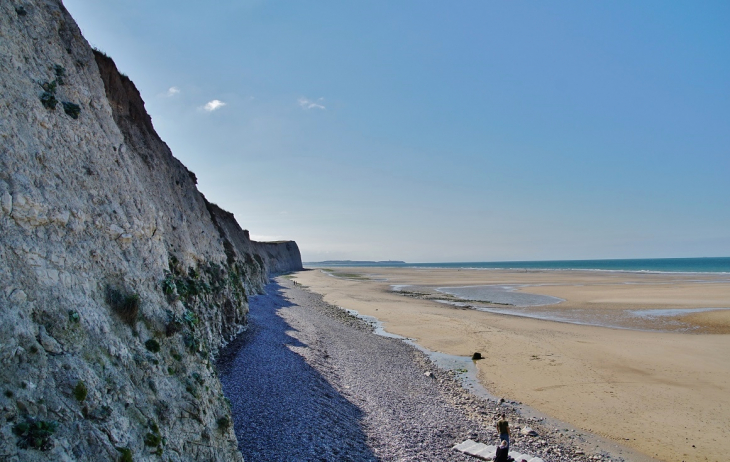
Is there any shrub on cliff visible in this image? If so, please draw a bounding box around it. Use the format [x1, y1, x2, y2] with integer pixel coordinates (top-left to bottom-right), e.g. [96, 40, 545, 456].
[105, 286, 140, 325]
[62, 101, 81, 119]
[145, 339, 161, 353]
[13, 416, 58, 451]
[73, 380, 88, 402]
[39, 80, 58, 109]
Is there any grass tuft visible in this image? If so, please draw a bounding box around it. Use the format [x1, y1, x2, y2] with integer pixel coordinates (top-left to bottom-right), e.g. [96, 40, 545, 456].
[62, 101, 81, 119]
[13, 416, 57, 451]
[73, 380, 87, 402]
[217, 415, 231, 431]
[116, 447, 133, 462]
[144, 339, 160, 353]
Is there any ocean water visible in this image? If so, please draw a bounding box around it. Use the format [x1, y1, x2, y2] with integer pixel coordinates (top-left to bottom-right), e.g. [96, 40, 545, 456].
[309, 257, 730, 273]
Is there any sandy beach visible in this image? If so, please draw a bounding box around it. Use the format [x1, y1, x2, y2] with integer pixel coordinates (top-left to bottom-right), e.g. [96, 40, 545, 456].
[292, 267, 730, 462]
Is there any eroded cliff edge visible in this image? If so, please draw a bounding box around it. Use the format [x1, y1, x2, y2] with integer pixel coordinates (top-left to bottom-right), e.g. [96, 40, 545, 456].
[0, 1, 301, 460]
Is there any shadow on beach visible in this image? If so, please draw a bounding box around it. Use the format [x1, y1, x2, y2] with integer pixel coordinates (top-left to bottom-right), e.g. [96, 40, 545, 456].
[217, 282, 377, 462]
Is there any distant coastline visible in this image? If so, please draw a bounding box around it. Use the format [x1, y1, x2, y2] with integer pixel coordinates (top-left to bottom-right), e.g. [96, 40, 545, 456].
[305, 256, 730, 273]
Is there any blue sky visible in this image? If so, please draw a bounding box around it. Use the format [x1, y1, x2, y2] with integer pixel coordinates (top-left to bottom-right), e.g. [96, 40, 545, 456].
[64, 0, 729, 262]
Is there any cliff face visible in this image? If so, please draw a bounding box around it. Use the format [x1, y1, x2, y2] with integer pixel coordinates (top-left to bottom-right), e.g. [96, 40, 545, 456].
[205, 201, 304, 294]
[252, 241, 304, 275]
[0, 1, 301, 460]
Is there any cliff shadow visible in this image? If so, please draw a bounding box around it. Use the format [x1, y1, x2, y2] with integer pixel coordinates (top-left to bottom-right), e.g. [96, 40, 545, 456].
[217, 281, 377, 462]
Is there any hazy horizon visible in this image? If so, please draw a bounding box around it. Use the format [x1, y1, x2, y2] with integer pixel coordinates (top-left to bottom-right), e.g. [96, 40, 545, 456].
[64, 1, 730, 262]
[305, 256, 730, 263]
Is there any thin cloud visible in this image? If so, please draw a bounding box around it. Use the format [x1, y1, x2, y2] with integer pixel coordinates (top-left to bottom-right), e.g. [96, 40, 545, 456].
[203, 100, 226, 112]
[298, 97, 325, 110]
[165, 86, 180, 97]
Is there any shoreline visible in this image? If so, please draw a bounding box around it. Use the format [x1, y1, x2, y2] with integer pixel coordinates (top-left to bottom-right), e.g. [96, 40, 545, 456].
[220, 277, 650, 461]
[291, 267, 730, 462]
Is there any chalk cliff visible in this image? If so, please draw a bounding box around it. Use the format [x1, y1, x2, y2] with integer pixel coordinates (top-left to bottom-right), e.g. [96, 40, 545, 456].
[0, 1, 301, 460]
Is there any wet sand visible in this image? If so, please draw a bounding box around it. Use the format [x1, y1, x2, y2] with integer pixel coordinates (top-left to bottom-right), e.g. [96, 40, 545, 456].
[292, 267, 730, 462]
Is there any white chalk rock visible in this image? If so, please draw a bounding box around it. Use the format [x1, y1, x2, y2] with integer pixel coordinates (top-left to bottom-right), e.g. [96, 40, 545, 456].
[1, 192, 12, 214]
[8, 289, 27, 303]
[109, 224, 124, 238]
[51, 209, 70, 226]
[38, 326, 63, 355]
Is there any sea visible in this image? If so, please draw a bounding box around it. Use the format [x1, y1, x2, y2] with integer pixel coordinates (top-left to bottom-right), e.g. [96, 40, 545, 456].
[307, 257, 730, 273]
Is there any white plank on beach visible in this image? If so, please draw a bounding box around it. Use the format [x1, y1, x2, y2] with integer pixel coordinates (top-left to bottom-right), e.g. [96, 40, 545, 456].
[453, 439, 539, 462]
[472, 444, 497, 459]
[453, 439, 480, 452]
[474, 444, 497, 455]
[464, 442, 488, 456]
